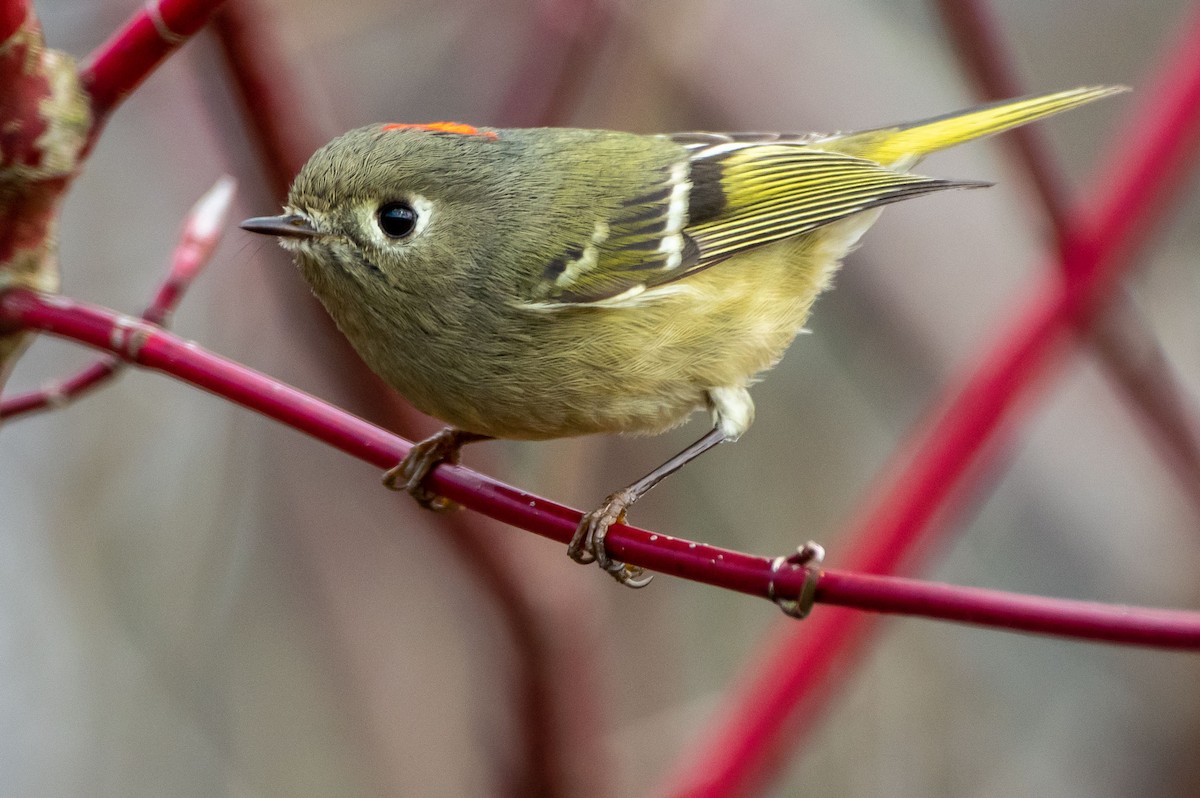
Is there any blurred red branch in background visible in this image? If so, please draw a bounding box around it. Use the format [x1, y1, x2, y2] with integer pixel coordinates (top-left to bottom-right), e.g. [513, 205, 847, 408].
[5, 3, 1200, 796]
[665, 3, 1200, 795]
[936, 0, 1200, 513]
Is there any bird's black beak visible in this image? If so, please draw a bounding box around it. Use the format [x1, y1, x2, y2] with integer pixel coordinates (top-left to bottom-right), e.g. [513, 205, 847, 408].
[240, 213, 320, 239]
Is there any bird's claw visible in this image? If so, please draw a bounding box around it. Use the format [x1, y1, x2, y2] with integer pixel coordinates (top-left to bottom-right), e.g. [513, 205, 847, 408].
[568, 489, 653, 588]
[382, 429, 465, 512]
[603, 559, 654, 588]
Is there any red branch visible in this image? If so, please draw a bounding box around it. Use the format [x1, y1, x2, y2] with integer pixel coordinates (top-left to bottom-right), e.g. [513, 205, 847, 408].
[8, 2, 1199, 794]
[0, 286, 800, 595]
[816, 570, 1200, 649]
[936, 0, 1200, 511]
[664, 5, 1200, 795]
[0, 175, 233, 419]
[6, 286, 1200, 652]
[80, 0, 226, 128]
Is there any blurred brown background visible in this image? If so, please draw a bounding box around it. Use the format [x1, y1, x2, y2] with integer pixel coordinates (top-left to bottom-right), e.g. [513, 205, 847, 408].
[4, 0, 1200, 795]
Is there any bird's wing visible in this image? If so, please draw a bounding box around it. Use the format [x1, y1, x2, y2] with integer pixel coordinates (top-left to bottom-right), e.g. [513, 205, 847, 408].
[526, 155, 699, 307]
[822, 86, 1123, 166]
[524, 134, 983, 309]
[681, 138, 985, 265]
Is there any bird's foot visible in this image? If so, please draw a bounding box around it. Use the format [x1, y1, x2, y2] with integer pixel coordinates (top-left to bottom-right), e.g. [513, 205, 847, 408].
[768, 541, 826, 619]
[567, 488, 653, 588]
[383, 428, 470, 512]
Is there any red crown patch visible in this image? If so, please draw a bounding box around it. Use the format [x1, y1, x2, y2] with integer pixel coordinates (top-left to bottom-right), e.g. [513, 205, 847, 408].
[382, 122, 498, 140]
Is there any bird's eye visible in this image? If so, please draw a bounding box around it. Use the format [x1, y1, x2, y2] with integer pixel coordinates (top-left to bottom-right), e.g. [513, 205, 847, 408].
[377, 201, 418, 238]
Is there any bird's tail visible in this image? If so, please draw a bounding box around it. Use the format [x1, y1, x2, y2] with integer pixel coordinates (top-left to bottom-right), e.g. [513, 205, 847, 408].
[829, 85, 1127, 167]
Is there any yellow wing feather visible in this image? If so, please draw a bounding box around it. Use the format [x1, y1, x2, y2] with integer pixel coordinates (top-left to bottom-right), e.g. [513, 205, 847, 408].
[687, 147, 985, 264]
[523, 86, 1124, 308]
[827, 85, 1126, 166]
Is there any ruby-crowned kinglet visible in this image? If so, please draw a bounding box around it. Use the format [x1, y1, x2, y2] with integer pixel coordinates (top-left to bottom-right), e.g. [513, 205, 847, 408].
[243, 86, 1123, 587]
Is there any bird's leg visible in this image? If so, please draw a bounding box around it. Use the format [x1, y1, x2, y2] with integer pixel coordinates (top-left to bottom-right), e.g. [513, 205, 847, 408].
[383, 427, 492, 512]
[569, 426, 726, 587]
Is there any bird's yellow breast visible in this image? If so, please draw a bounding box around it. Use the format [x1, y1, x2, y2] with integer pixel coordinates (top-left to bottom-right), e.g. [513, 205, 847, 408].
[417, 213, 877, 441]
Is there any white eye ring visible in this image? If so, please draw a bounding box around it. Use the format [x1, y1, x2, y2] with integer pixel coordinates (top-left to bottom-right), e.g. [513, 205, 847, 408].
[367, 194, 433, 245]
[408, 195, 434, 238]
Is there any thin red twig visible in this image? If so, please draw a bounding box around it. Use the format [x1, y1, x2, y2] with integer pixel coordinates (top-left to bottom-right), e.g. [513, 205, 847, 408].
[816, 570, 1200, 649]
[0, 355, 112, 417]
[80, 0, 227, 129]
[665, 6, 1200, 795]
[146, 176, 236, 323]
[6, 285, 1200, 652]
[935, 0, 1200, 514]
[0, 175, 233, 420]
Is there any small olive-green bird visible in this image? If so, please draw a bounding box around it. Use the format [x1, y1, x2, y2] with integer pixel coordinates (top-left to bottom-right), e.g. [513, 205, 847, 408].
[243, 86, 1122, 587]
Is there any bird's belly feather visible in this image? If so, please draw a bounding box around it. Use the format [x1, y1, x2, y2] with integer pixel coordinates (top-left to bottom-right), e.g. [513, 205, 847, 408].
[341, 219, 871, 441]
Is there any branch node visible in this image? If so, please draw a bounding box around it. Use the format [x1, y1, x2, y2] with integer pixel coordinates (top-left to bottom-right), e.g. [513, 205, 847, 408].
[145, 0, 186, 45]
[40, 377, 70, 408]
[109, 313, 152, 362]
